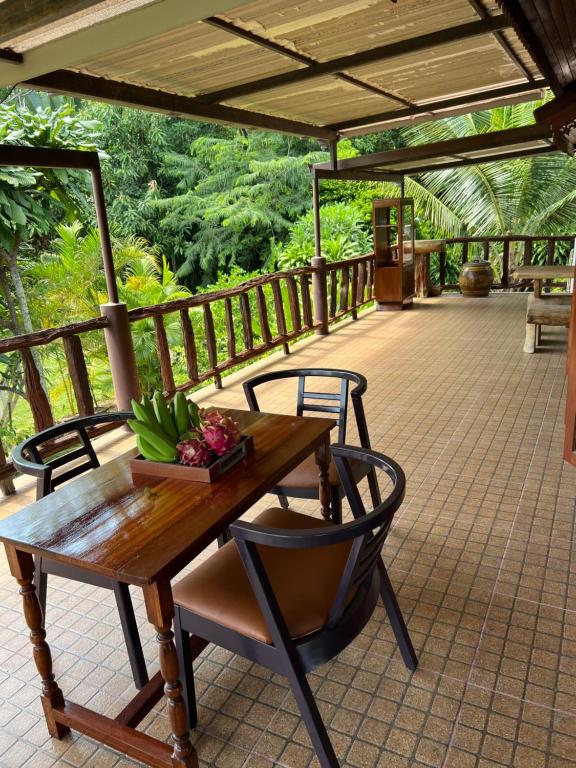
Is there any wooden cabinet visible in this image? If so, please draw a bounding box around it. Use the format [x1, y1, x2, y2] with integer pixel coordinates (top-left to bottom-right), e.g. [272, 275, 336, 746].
[373, 198, 415, 310]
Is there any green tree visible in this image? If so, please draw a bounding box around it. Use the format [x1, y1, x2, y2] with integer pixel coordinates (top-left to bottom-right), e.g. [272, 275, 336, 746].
[0, 102, 98, 336]
[148, 131, 323, 285]
[272, 203, 373, 269]
[399, 101, 576, 238]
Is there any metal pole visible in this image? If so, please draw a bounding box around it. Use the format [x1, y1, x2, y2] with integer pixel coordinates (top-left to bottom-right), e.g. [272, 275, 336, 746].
[91, 163, 119, 303]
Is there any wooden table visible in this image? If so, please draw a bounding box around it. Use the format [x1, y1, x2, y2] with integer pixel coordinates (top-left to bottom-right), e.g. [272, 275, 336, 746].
[0, 409, 335, 768]
[511, 265, 575, 297]
[410, 240, 446, 298]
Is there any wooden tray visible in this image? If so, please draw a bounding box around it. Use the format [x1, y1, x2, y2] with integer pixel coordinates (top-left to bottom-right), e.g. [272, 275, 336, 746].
[129, 434, 254, 483]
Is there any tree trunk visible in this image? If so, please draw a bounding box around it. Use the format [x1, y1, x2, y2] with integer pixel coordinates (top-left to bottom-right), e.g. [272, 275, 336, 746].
[0, 259, 20, 334]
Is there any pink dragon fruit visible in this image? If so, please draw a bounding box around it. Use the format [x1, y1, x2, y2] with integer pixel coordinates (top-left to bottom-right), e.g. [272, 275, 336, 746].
[200, 410, 241, 457]
[177, 438, 214, 467]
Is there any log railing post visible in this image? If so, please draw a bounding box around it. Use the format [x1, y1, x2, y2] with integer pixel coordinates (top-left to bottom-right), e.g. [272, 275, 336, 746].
[311, 256, 329, 335]
[62, 335, 95, 416]
[20, 348, 53, 432]
[0, 439, 15, 495]
[100, 302, 141, 411]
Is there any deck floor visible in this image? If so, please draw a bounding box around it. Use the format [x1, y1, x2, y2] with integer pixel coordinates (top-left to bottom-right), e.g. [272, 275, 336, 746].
[0, 293, 575, 768]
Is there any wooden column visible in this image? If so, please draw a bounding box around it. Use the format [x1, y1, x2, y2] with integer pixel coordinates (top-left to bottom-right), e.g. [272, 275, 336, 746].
[312, 171, 329, 335]
[100, 303, 141, 411]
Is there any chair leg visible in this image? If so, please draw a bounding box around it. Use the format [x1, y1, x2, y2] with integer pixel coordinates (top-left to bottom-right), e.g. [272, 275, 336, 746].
[174, 609, 198, 730]
[217, 530, 230, 548]
[330, 486, 342, 524]
[377, 559, 418, 671]
[277, 492, 290, 509]
[113, 582, 149, 690]
[285, 663, 339, 768]
[34, 556, 47, 627]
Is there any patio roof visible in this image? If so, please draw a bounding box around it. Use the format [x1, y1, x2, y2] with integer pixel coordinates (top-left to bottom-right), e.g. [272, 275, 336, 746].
[313, 122, 557, 178]
[0, 0, 562, 140]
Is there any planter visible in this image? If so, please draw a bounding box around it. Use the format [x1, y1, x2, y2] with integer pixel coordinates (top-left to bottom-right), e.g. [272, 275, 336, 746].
[459, 260, 493, 297]
[130, 434, 254, 483]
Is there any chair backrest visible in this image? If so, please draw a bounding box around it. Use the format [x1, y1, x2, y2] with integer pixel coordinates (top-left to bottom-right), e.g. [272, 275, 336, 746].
[12, 412, 133, 500]
[230, 444, 405, 635]
[243, 368, 370, 446]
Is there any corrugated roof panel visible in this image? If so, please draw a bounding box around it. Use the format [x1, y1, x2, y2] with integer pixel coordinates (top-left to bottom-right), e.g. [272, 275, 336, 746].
[351, 37, 528, 103]
[219, 0, 478, 61]
[77, 20, 302, 96]
[226, 74, 404, 124]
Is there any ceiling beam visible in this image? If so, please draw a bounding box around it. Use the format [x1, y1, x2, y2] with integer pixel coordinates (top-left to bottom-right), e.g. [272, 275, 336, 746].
[404, 144, 557, 174]
[497, 1, 562, 94]
[331, 80, 548, 134]
[23, 69, 338, 141]
[0, 0, 108, 45]
[203, 16, 414, 109]
[0, 48, 23, 64]
[466, 0, 536, 82]
[0, 145, 100, 169]
[314, 123, 553, 171]
[0, 0, 247, 88]
[313, 168, 404, 183]
[198, 16, 512, 104]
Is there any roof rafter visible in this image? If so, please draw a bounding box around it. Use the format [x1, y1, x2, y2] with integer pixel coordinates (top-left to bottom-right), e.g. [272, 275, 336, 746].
[331, 80, 548, 134]
[405, 144, 556, 174]
[203, 16, 415, 109]
[196, 15, 512, 104]
[315, 123, 553, 171]
[23, 69, 338, 141]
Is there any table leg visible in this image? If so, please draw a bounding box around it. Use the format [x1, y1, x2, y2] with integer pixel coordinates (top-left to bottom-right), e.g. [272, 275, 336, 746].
[5, 546, 69, 739]
[315, 437, 332, 521]
[143, 581, 195, 768]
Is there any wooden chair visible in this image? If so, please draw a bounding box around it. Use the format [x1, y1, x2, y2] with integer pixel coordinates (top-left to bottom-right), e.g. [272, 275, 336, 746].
[173, 445, 417, 768]
[243, 368, 379, 523]
[12, 412, 149, 690]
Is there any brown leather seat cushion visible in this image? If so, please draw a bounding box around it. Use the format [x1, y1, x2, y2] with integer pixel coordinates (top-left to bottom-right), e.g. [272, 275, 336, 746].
[279, 453, 367, 490]
[172, 508, 352, 644]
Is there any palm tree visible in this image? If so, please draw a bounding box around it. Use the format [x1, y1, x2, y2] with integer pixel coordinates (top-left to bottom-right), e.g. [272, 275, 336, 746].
[398, 101, 576, 239]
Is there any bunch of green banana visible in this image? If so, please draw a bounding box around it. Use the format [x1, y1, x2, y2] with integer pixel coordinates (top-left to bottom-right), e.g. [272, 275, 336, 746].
[128, 391, 201, 463]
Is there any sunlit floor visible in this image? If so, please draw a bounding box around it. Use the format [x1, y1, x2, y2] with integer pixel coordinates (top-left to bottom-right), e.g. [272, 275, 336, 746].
[1, 293, 574, 768]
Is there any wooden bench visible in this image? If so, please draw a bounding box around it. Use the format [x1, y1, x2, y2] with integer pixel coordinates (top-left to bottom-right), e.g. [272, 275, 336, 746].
[524, 293, 571, 353]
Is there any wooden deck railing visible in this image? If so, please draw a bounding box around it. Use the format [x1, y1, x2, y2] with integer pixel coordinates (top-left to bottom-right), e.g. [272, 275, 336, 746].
[1, 236, 573, 496]
[0, 260, 372, 493]
[438, 235, 575, 290]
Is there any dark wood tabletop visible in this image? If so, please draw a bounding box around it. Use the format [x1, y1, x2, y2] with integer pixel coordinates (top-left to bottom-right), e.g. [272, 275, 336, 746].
[0, 409, 335, 587]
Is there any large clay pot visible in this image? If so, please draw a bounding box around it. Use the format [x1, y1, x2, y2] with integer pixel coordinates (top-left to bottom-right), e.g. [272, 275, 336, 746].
[459, 260, 493, 297]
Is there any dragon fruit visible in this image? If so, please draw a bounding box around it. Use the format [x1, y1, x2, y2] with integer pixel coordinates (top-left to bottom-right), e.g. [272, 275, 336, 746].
[200, 410, 241, 456]
[177, 438, 214, 467]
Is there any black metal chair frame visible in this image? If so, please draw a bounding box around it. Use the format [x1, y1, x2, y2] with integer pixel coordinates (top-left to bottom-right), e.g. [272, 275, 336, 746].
[243, 368, 380, 522]
[12, 412, 149, 690]
[174, 445, 417, 768]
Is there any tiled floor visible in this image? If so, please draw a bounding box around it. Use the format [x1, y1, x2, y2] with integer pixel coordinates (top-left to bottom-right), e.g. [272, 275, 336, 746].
[1, 293, 575, 768]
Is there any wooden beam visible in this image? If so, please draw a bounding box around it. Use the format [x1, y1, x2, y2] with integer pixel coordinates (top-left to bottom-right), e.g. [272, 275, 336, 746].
[314, 123, 553, 171]
[331, 80, 548, 133]
[0, 0, 107, 45]
[497, 1, 563, 94]
[198, 16, 511, 103]
[535, 83, 576, 154]
[466, 0, 537, 82]
[0, 0, 248, 88]
[313, 168, 404, 183]
[23, 70, 338, 141]
[404, 144, 557, 174]
[0, 48, 23, 64]
[0, 145, 100, 169]
[203, 16, 415, 109]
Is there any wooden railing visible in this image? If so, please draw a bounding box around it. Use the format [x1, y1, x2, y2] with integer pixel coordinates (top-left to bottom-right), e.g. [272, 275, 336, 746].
[1, 236, 573, 496]
[0, 259, 374, 494]
[326, 254, 374, 323]
[438, 235, 575, 290]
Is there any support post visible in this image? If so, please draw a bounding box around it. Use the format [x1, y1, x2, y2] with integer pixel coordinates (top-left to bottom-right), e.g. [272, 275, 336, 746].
[311, 169, 329, 335]
[91, 163, 119, 304]
[100, 302, 141, 410]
